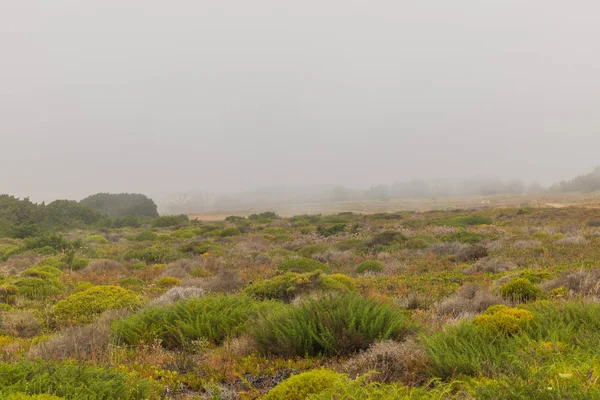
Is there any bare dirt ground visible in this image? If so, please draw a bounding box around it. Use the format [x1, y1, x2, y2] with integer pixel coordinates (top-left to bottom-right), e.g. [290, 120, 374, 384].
[189, 192, 600, 221]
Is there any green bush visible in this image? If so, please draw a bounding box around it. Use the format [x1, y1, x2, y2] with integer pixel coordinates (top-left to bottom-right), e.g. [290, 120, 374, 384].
[156, 276, 181, 288]
[132, 231, 158, 241]
[369, 230, 407, 248]
[123, 245, 180, 264]
[86, 235, 109, 244]
[262, 227, 288, 235]
[13, 277, 63, 300]
[6, 394, 65, 400]
[316, 224, 346, 237]
[220, 227, 241, 237]
[450, 215, 493, 226]
[180, 241, 223, 256]
[0, 361, 154, 399]
[119, 277, 145, 290]
[80, 193, 158, 218]
[253, 293, 416, 357]
[278, 258, 331, 273]
[112, 294, 279, 349]
[170, 230, 195, 239]
[245, 271, 353, 302]
[264, 369, 346, 400]
[473, 305, 534, 335]
[53, 286, 142, 325]
[500, 278, 543, 302]
[297, 244, 329, 258]
[152, 215, 189, 228]
[356, 260, 384, 274]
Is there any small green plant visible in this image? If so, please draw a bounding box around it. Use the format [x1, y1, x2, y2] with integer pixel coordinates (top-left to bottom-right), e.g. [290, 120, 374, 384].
[277, 258, 331, 273]
[53, 286, 142, 325]
[264, 369, 346, 400]
[356, 260, 384, 274]
[156, 276, 182, 288]
[500, 278, 543, 302]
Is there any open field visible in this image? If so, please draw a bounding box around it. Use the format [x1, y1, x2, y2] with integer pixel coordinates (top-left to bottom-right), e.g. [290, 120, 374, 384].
[2, 198, 600, 398]
[189, 191, 600, 220]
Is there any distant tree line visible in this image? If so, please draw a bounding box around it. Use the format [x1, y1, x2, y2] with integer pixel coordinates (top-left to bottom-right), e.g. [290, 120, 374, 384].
[0, 193, 169, 239]
[550, 167, 600, 193]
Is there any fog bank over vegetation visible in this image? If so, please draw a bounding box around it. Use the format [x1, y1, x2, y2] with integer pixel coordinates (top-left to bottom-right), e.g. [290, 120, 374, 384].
[3, 1, 600, 204]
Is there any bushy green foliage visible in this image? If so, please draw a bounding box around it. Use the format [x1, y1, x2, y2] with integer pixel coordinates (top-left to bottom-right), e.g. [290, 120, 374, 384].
[316, 224, 346, 237]
[53, 286, 142, 325]
[369, 230, 406, 248]
[119, 277, 145, 289]
[425, 301, 600, 380]
[132, 231, 157, 241]
[169, 229, 195, 239]
[0, 196, 105, 238]
[297, 244, 329, 258]
[13, 277, 64, 300]
[6, 394, 65, 400]
[80, 193, 158, 218]
[262, 227, 288, 235]
[252, 293, 416, 357]
[180, 241, 223, 256]
[151, 214, 189, 227]
[220, 227, 241, 237]
[155, 276, 181, 288]
[0, 361, 154, 399]
[277, 258, 331, 273]
[123, 245, 180, 263]
[449, 215, 493, 226]
[24, 234, 74, 251]
[500, 278, 543, 302]
[245, 271, 353, 302]
[356, 260, 384, 274]
[264, 369, 346, 400]
[112, 294, 279, 349]
[248, 211, 279, 221]
[473, 305, 534, 335]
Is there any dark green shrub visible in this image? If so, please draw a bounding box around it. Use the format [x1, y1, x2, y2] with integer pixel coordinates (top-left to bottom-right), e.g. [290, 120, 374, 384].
[13, 277, 63, 300]
[119, 277, 145, 289]
[220, 227, 241, 237]
[264, 369, 346, 400]
[155, 276, 181, 288]
[277, 258, 331, 273]
[252, 293, 416, 357]
[317, 224, 346, 237]
[123, 246, 180, 264]
[297, 244, 329, 258]
[249, 212, 279, 221]
[356, 260, 384, 274]
[180, 241, 223, 256]
[0, 361, 154, 399]
[369, 230, 406, 248]
[24, 234, 73, 251]
[80, 193, 158, 218]
[112, 216, 142, 228]
[112, 294, 279, 349]
[449, 215, 493, 226]
[53, 286, 142, 325]
[152, 215, 189, 228]
[245, 271, 353, 302]
[500, 278, 543, 302]
[132, 231, 158, 241]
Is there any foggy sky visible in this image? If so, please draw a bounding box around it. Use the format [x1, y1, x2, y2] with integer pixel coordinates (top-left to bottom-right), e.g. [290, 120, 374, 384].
[2, 1, 600, 202]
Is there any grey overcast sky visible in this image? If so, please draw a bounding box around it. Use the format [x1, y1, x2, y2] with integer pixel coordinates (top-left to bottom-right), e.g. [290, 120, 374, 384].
[2, 1, 599, 202]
